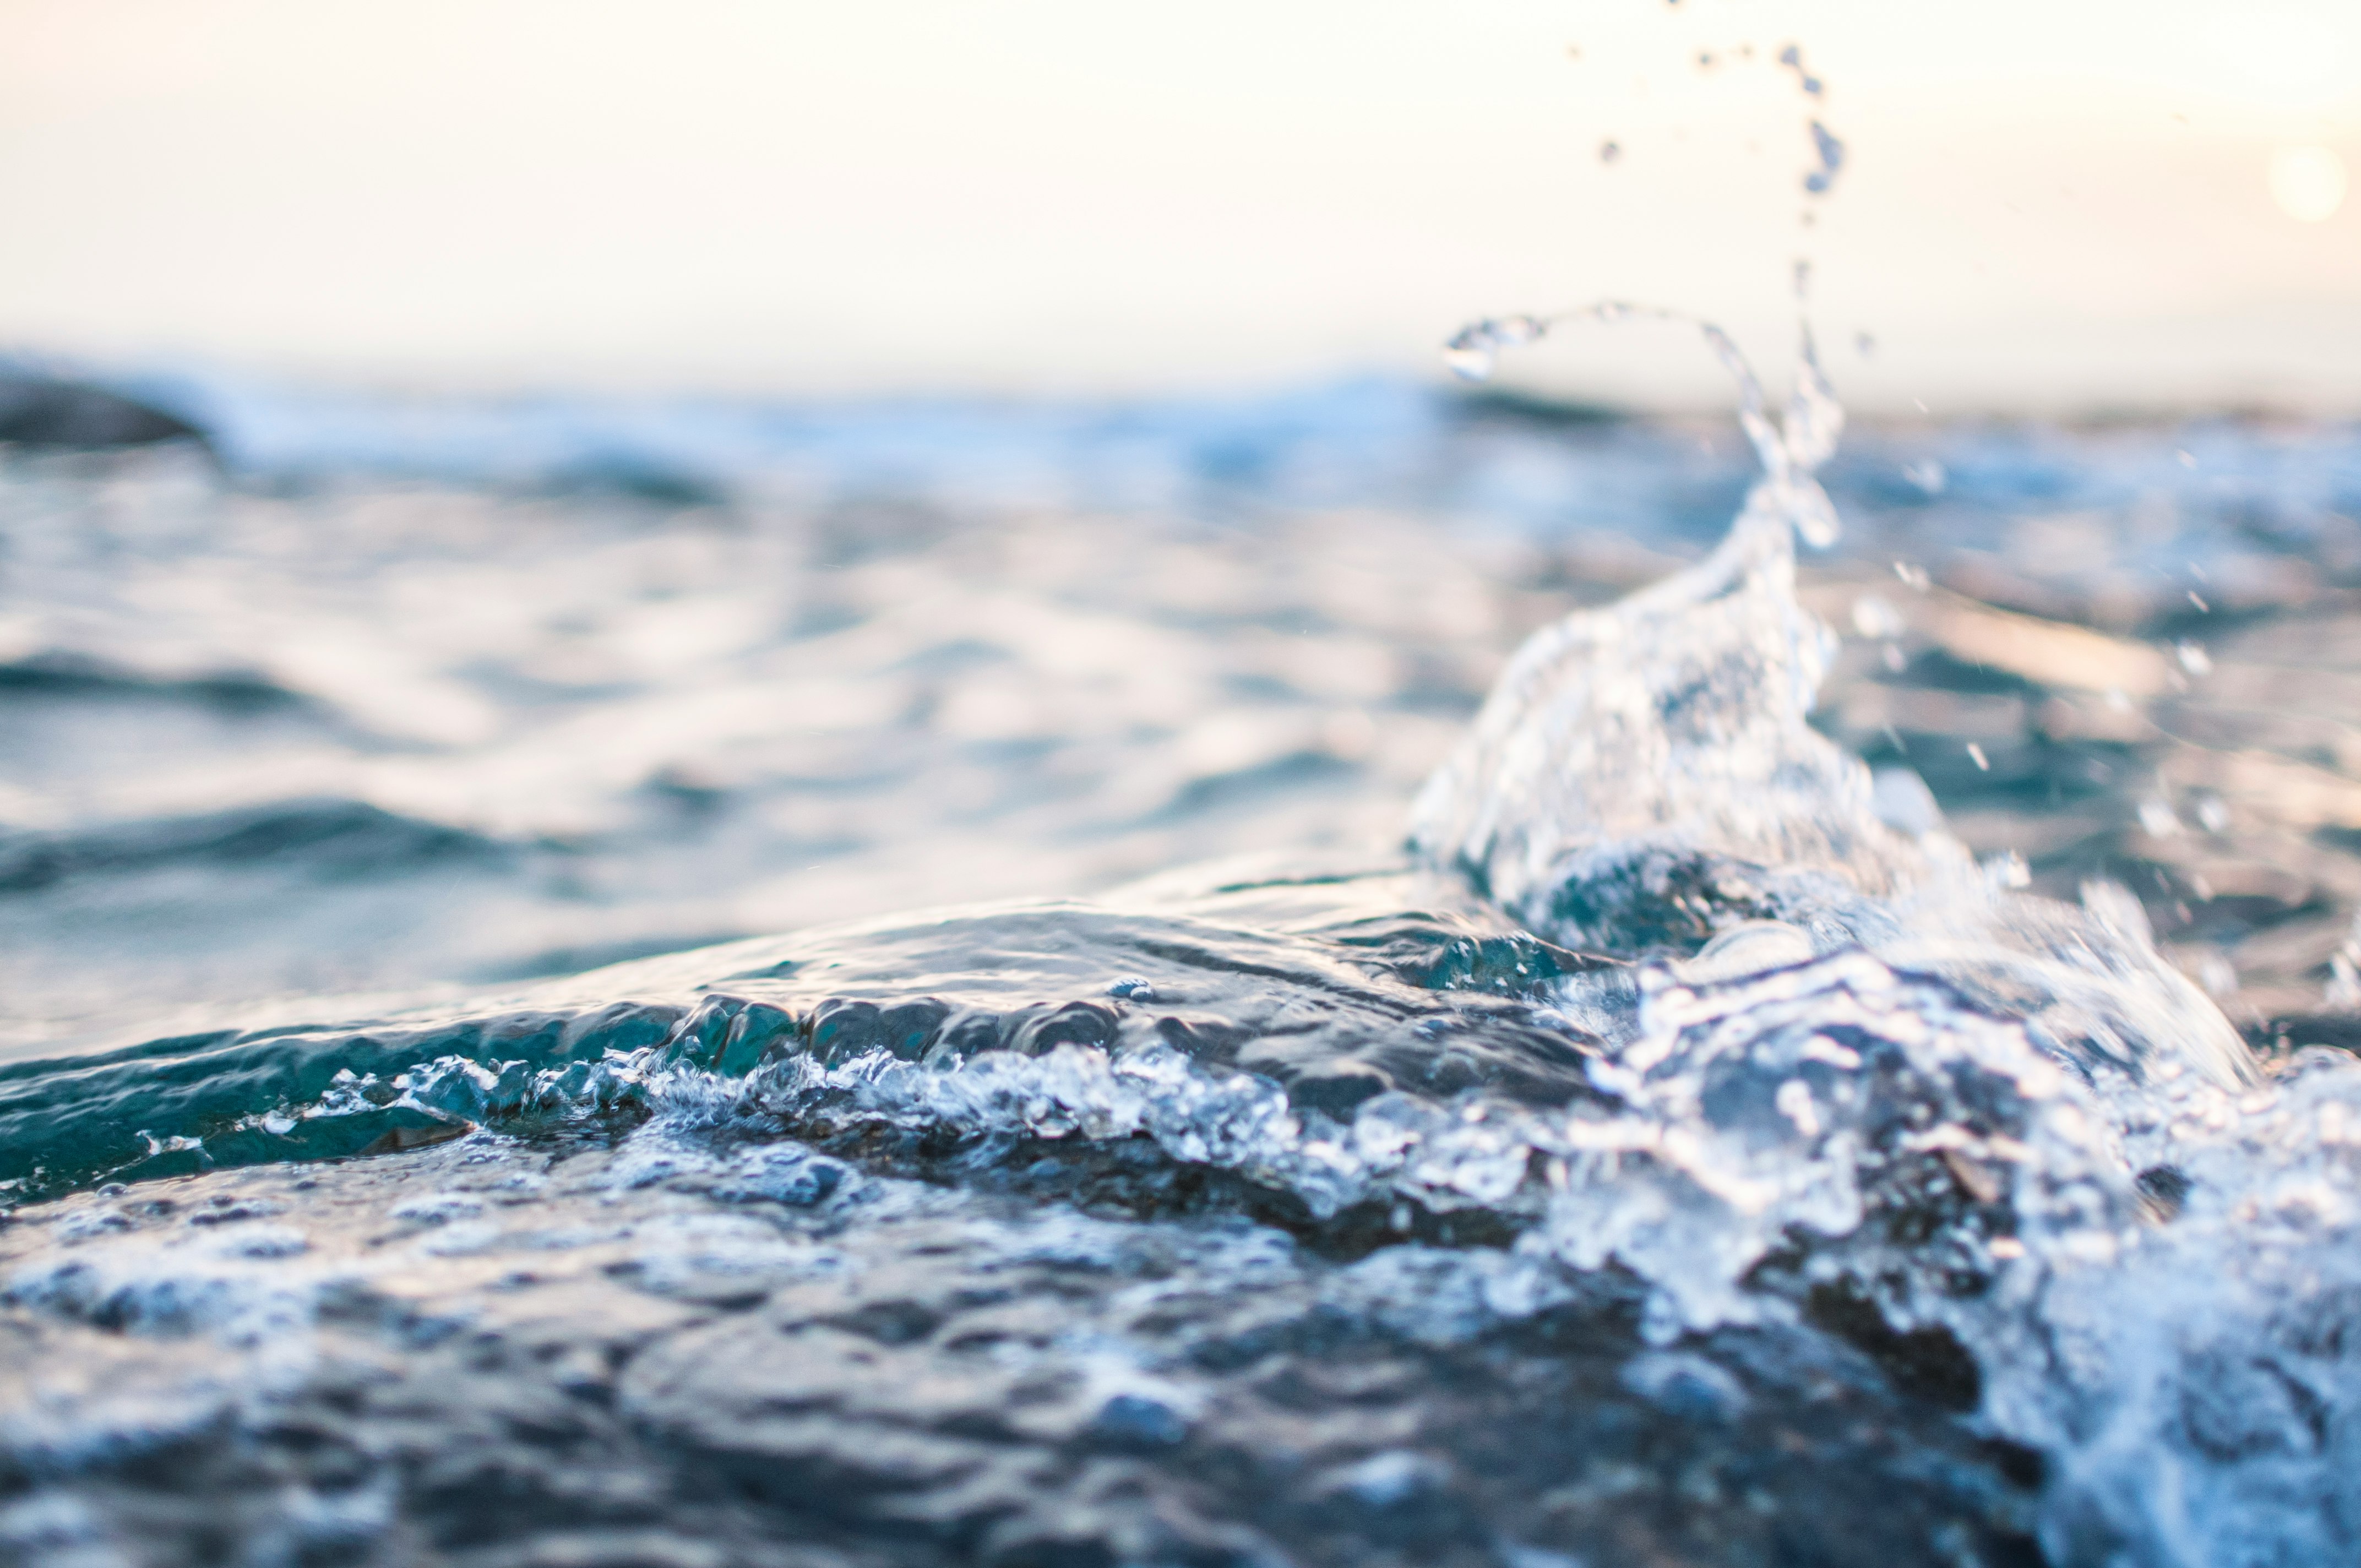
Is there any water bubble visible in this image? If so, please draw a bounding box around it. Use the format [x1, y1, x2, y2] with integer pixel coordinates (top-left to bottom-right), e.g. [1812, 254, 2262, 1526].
[1902, 459, 1946, 495]
[1966, 742, 1990, 772]
[2176, 640, 2211, 677]
[1854, 331, 1876, 357]
[2139, 798, 2183, 837]
[1599, 139, 1622, 164]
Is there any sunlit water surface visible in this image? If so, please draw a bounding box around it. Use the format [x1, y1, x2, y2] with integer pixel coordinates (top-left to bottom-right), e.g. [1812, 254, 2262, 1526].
[4, 379, 2361, 1567]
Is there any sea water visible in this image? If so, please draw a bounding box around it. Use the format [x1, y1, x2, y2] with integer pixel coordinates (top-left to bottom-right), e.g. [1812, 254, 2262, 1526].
[4, 362, 2361, 1566]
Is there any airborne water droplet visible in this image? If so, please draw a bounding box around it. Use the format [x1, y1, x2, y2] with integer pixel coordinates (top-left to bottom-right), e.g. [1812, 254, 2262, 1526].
[1442, 336, 1497, 383]
[1776, 43, 1825, 99]
[1803, 121, 1846, 195]
[1791, 482, 1841, 548]
[1600, 139, 1623, 164]
[1442, 315, 1549, 382]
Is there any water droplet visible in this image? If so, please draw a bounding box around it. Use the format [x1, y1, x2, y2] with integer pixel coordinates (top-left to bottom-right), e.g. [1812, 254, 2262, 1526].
[1791, 482, 1841, 548]
[1441, 315, 1548, 382]
[1600, 139, 1623, 164]
[1854, 331, 1876, 358]
[1966, 742, 1990, 772]
[1851, 594, 1905, 640]
[1902, 459, 1946, 495]
[1441, 322, 1499, 382]
[1803, 121, 1846, 195]
[1441, 344, 1495, 383]
[2176, 640, 2211, 677]
[1780, 329, 1845, 475]
[2329, 953, 2361, 1009]
[1777, 43, 1825, 98]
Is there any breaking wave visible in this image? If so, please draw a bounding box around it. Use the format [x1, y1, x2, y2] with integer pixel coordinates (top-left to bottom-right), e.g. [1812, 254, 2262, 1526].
[7, 323, 2357, 1564]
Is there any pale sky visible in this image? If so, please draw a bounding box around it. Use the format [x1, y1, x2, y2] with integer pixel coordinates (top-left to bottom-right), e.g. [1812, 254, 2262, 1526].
[0, 0, 2354, 411]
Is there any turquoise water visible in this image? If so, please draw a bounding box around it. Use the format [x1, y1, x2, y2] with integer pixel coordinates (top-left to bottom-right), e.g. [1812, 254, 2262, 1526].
[4, 380, 2361, 1565]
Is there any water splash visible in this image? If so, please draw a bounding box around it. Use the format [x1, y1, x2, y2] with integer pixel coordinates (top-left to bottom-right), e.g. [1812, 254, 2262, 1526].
[1404, 206, 2361, 1560]
[1420, 295, 2246, 1090]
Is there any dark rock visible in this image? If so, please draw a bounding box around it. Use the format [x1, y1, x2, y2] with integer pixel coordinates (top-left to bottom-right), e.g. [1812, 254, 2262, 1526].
[0, 372, 209, 451]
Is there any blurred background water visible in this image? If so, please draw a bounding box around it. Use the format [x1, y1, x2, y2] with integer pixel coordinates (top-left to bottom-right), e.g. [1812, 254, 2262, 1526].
[8, 379, 2360, 1059]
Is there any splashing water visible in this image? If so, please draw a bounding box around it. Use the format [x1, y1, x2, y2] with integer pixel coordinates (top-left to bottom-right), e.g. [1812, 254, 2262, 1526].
[0, 402, 2352, 1568]
[1, 21, 2357, 1568]
[1411, 295, 2361, 1564]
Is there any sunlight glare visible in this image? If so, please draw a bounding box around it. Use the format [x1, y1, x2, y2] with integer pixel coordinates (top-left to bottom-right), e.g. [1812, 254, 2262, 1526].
[2270, 145, 2349, 223]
